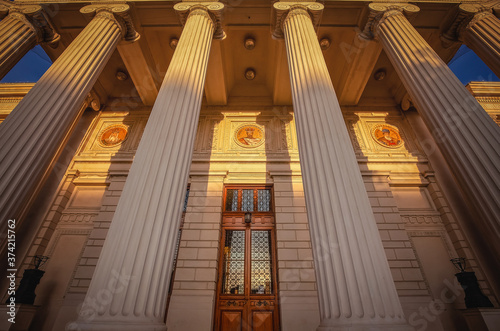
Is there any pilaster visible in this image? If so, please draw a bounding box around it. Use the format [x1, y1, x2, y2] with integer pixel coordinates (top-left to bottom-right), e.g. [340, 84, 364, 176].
[74, 2, 224, 330]
[0, 1, 59, 79]
[272, 2, 411, 330]
[364, 2, 500, 278]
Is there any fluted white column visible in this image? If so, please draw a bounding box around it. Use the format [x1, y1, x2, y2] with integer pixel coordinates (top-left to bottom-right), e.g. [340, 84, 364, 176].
[74, 3, 224, 330]
[0, 4, 136, 251]
[442, 4, 500, 78]
[272, 2, 411, 330]
[364, 2, 500, 273]
[0, 3, 59, 79]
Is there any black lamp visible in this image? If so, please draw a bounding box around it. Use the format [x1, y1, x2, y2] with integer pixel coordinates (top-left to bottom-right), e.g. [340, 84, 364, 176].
[244, 212, 252, 224]
[7, 255, 49, 305]
[451, 257, 467, 272]
[450, 257, 493, 308]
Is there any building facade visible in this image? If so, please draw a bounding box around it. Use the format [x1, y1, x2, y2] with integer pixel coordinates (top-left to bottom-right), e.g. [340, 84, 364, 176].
[0, 0, 499, 331]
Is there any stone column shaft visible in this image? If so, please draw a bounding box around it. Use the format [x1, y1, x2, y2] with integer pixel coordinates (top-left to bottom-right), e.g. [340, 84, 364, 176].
[273, 2, 410, 330]
[0, 4, 59, 80]
[74, 3, 223, 330]
[462, 11, 500, 78]
[0, 5, 133, 243]
[442, 4, 500, 79]
[369, 3, 500, 268]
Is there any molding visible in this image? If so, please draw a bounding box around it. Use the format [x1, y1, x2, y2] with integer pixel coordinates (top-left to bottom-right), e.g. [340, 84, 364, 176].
[189, 170, 228, 178]
[0, 82, 34, 97]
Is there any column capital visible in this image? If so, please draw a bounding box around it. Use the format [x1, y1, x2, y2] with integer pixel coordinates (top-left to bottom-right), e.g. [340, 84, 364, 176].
[271, 1, 324, 39]
[360, 2, 420, 40]
[174, 2, 225, 40]
[80, 3, 140, 42]
[0, 1, 60, 46]
[441, 3, 498, 47]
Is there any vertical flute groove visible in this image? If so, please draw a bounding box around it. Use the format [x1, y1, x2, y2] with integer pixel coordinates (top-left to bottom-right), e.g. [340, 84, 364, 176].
[0, 14, 37, 79]
[280, 6, 408, 329]
[0, 12, 122, 247]
[77, 6, 216, 328]
[464, 12, 500, 78]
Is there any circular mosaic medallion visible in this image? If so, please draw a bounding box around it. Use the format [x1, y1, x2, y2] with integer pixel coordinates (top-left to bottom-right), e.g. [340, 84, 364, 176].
[234, 124, 265, 148]
[98, 124, 128, 147]
[371, 124, 403, 148]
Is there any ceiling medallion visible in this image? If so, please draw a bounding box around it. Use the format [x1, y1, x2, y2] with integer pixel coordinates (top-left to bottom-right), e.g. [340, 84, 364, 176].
[98, 124, 129, 148]
[371, 124, 403, 148]
[234, 124, 265, 148]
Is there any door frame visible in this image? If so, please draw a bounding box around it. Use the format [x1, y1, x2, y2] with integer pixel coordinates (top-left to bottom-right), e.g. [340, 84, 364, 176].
[214, 185, 280, 331]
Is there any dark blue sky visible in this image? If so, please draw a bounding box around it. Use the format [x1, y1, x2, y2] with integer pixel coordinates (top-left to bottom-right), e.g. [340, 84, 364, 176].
[1, 44, 498, 85]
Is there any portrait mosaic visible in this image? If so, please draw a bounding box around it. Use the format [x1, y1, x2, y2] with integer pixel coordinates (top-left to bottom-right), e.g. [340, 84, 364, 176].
[371, 124, 403, 148]
[234, 124, 265, 148]
[98, 124, 129, 147]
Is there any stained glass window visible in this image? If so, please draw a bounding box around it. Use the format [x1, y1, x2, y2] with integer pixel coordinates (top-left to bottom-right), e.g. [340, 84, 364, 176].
[251, 230, 273, 294]
[221, 230, 245, 294]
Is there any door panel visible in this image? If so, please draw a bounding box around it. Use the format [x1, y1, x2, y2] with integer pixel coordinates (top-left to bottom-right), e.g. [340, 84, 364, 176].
[221, 311, 242, 331]
[215, 186, 279, 331]
[252, 311, 273, 331]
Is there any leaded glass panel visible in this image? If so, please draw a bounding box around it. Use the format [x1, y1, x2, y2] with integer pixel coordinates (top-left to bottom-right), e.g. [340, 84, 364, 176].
[225, 189, 238, 211]
[183, 188, 190, 212]
[257, 189, 271, 212]
[242, 189, 254, 212]
[251, 230, 273, 294]
[221, 230, 245, 294]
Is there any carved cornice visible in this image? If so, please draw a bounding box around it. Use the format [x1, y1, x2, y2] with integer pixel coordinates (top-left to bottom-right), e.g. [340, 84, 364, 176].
[174, 2, 225, 40]
[360, 2, 420, 40]
[271, 1, 324, 40]
[80, 3, 140, 42]
[0, 1, 60, 46]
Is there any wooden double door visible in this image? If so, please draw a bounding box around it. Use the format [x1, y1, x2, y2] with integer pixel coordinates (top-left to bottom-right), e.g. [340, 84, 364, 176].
[214, 187, 280, 331]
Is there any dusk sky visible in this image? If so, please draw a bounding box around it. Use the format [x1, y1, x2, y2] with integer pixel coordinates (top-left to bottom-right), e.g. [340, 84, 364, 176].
[1, 44, 499, 86]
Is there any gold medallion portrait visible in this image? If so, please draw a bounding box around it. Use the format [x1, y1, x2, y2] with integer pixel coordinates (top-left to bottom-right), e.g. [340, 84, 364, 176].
[372, 124, 403, 148]
[98, 124, 129, 147]
[235, 124, 264, 148]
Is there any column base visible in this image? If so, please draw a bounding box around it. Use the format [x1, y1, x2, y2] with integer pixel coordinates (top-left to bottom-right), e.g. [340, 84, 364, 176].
[70, 321, 167, 331]
[0, 304, 39, 331]
[461, 308, 500, 331]
[317, 321, 414, 331]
